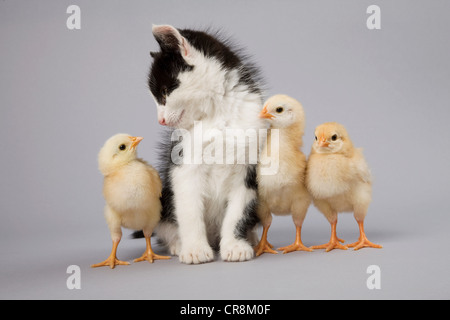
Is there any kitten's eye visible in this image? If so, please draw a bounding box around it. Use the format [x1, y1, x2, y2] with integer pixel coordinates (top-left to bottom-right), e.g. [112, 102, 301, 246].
[315, 136, 318, 141]
[160, 87, 168, 105]
[331, 134, 338, 141]
[161, 87, 168, 97]
[119, 144, 126, 151]
[275, 107, 284, 113]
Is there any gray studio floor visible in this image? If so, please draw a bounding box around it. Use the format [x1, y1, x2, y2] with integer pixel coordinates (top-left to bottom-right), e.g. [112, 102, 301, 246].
[1, 202, 448, 300]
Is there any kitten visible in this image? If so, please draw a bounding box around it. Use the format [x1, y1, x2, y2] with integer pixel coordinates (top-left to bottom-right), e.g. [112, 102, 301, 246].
[147, 25, 266, 264]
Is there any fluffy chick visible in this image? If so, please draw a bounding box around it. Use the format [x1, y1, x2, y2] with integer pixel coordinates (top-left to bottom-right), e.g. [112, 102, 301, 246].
[306, 122, 382, 251]
[255, 94, 312, 256]
[92, 133, 170, 268]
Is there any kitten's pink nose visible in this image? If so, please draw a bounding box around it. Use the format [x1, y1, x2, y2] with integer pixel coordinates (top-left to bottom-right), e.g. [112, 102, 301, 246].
[159, 118, 167, 126]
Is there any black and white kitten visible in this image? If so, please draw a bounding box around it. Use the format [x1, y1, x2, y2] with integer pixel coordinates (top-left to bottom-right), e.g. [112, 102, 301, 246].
[148, 25, 266, 264]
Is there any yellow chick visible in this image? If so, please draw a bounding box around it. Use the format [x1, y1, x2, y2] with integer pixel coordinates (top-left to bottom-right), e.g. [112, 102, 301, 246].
[255, 94, 312, 256]
[92, 133, 170, 269]
[306, 122, 382, 251]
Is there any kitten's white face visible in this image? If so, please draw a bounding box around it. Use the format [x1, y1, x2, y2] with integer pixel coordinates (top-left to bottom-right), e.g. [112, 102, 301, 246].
[149, 25, 226, 129]
[156, 61, 225, 129]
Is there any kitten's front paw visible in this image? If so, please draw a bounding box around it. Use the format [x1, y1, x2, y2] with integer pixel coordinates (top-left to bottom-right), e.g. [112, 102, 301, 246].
[179, 243, 214, 264]
[169, 240, 181, 256]
[220, 239, 254, 262]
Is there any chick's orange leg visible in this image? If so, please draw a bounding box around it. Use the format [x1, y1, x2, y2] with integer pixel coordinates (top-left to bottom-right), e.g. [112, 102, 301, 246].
[278, 226, 313, 253]
[134, 236, 171, 263]
[254, 225, 278, 256]
[311, 221, 348, 252]
[347, 221, 382, 250]
[91, 240, 130, 269]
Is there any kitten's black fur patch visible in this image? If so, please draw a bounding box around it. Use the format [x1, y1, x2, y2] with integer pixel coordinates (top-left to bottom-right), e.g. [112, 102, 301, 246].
[155, 128, 179, 224]
[234, 198, 259, 240]
[244, 164, 258, 191]
[234, 165, 260, 240]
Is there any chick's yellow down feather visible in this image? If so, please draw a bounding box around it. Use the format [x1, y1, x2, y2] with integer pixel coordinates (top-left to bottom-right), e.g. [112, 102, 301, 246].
[255, 95, 312, 255]
[92, 133, 170, 269]
[306, 122, 382, 251]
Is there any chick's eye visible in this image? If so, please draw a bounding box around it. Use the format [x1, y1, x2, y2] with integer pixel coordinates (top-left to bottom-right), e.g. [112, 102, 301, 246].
[275, 107, 284, 113]
[331, 134, 338, 141]
[315, 136, 318, 141]
[119, 144, 126, 151]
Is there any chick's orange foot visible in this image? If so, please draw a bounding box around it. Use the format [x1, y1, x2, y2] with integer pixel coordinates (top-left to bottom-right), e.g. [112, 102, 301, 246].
[278, 226, 313, 253]
[278, 242, 313, 254]
[311, 222, 348, 252]
[254, 239, 278, 256]
[347, 238, 382, 250]
[91, 240, 130, 269]
[254, 225, 278, 256]
[310, 238, 348, 252]
[134, 236, 171, 263]
[134, 252, 171, 263]
[91, 256, 130, 269]
[347, 222, 382, 250]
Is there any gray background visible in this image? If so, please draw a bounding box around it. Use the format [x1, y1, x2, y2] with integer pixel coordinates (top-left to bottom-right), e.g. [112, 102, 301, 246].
[1, 0, 449, 300]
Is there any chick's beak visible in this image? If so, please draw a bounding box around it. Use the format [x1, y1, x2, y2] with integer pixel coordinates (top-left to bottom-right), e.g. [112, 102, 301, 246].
[259, 105, 275, 119]
[130, 136, 144, 150]
[318, 136, 329, 147]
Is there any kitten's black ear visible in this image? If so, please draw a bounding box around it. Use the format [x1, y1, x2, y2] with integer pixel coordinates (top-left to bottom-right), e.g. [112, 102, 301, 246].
[150, 51, 158, 58]
[152, 24, 191, 58]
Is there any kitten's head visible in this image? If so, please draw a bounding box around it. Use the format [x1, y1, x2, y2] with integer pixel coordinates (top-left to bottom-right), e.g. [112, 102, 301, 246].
[148, 25, 260, 129]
